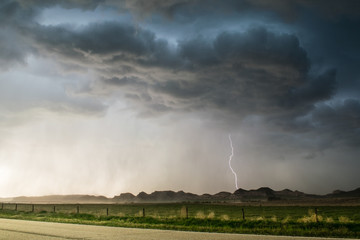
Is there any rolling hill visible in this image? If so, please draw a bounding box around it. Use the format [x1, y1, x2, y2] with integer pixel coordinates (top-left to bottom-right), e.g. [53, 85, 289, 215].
[2, 187, 359, 204]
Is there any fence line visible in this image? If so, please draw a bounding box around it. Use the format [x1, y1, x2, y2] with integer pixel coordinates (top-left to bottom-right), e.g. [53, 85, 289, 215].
[0, 203, 358, 222]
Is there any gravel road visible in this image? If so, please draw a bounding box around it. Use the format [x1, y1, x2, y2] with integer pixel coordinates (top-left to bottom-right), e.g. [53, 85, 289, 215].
[0, 218, 355, 240]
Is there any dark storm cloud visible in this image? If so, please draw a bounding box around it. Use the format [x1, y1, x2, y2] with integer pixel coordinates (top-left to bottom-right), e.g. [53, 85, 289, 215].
[0, 0, 36, 67]
[117, 0, 196, 18]
[264, 97, 360, 150]
[111, 0, 360, 21]
[239, 0, 360, 21]
[312, 99, 360, 146]
[0, 0, 37, 25]
[15, 0, 104, 10]
[33, 22, 155, 55]
[181, 28, 309, 72]
[296, 13, 360, 97]
[84, 26, 316, 117]
[22, 15, 337, 120]
[282, 69, 337, 109]
[10, 0, 360, 21]
[26, 21, 180, 70]
[154, 27, 324, 117]
[2, 0, 359, 149]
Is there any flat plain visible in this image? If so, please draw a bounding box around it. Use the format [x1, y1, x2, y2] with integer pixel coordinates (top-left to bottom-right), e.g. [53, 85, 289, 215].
[0, 203, 360, 238]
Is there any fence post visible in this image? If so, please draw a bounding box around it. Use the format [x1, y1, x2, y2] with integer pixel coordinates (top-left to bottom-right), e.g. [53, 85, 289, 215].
[142, 208, 145, 217]
[1, 203, 3, 210]
[53, 206, 56, 213]
[315, 208, 318, 223]
[77, 206, 79, 214]
[242, 208, 245, 220]
[186, 206, 188, 219]
[107, 208, 109, 216]
[32, 204, 34, 212]
[15, 204, 17, 211]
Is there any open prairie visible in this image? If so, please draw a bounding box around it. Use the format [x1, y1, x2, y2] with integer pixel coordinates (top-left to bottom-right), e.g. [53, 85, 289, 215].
[1, 203, 360, 238]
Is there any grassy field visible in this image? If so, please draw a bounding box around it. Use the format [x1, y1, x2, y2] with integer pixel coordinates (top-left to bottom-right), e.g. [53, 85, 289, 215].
[1, 203, 360, 238]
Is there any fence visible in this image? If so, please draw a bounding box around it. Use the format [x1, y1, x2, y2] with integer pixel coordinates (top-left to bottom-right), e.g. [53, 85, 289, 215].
[0, 202, 359, 222]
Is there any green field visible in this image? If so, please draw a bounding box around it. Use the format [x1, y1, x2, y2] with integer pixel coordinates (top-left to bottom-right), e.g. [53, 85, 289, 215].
[1, 203, 360, 238]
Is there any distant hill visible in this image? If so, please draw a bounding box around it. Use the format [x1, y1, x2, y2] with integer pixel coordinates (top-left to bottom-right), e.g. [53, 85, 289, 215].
[113, 190, 199, 202]
[2, 187, 360, 204]
[3, 195, 110, 203]
[113, 187, 360, 204]
[326, 188, 360, 198]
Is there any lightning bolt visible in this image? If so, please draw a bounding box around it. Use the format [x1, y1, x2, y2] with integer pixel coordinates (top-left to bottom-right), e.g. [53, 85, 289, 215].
[228, 134, 239, 190]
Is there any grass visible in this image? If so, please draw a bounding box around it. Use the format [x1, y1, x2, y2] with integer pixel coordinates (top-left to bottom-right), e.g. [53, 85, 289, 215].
[1, 203, 360, 238]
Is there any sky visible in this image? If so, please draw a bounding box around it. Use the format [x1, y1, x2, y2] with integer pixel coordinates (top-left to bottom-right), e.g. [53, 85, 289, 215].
[0, 0, 359, 198]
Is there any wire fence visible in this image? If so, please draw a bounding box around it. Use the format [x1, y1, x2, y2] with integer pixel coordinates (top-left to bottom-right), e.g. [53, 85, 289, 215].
[1, 202, 359, 223]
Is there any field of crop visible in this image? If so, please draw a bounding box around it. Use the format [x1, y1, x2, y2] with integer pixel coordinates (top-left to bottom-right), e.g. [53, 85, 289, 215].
[1, 203, 360, 238]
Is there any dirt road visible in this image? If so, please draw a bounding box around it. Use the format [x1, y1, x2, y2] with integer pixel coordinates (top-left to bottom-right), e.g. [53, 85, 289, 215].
[0, 218, 355, 240]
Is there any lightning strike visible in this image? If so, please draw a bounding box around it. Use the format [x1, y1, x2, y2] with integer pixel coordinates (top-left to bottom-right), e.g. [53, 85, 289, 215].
[228, 134, 239, 190]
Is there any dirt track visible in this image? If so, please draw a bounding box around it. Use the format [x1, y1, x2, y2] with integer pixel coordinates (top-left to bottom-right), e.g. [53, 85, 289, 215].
[0, 218, 356, 240]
